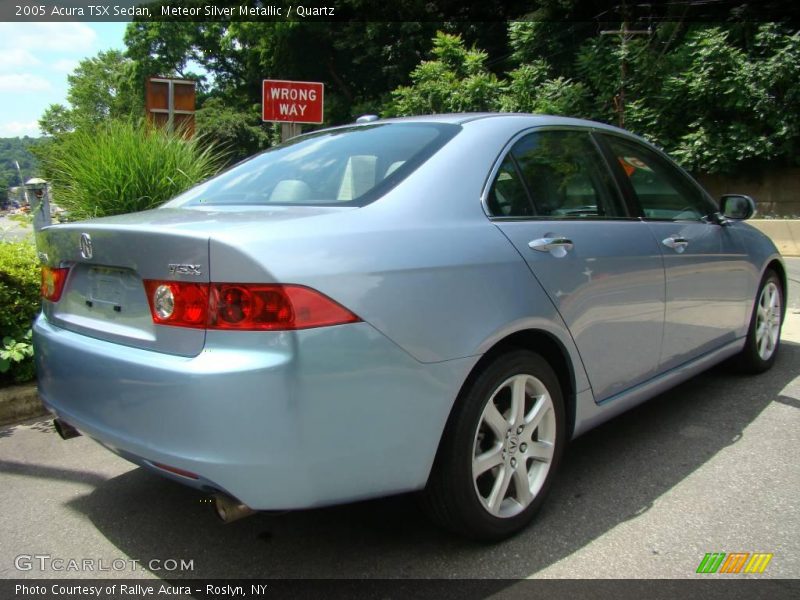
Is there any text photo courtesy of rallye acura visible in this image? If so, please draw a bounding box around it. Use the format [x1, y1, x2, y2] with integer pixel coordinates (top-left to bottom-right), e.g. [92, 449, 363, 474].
[34, 113, 785, 541]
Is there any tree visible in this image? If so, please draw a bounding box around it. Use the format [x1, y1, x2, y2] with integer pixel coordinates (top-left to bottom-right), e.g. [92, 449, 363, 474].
[385, 32, 504, 116]
[38, 105, 74, 138]
[195, 99, 277, 163]
[588, 24, 800, 173]
[385, 21, 800, 175]
[38, 7, 800, 177]
[123, 18, 513, 125]
[38, 50, 142, 136]
[385, 30, 587, 117]
[501, 59, 588, 117]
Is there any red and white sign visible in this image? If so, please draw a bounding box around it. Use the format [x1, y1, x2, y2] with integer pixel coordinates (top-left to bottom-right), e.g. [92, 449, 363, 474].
[262, 79, 324, 124]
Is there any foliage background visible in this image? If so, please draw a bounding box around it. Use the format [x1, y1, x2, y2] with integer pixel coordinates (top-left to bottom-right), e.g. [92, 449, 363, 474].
[0, 241, 39, 384]
[31, 12, 800, 178]
[0, 138, 44, 205]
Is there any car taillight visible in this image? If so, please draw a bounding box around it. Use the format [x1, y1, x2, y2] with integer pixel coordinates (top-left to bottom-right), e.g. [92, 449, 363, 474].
[143, 281, 360, 331]
[41, 267, 69, 302]
[143, 281, 209, 329]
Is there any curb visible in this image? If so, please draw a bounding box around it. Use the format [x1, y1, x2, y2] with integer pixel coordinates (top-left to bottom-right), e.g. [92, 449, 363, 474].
[749, 220, 800, 257]
[0, 384, 47, 427]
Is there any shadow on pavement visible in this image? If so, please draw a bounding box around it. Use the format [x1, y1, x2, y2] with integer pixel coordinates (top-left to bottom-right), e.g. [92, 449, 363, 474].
[63, 342, 800, 579]
[0, 459, 109, 487]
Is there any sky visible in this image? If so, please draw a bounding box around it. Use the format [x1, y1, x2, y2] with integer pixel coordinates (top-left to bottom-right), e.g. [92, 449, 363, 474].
[0, 22, 128, 138]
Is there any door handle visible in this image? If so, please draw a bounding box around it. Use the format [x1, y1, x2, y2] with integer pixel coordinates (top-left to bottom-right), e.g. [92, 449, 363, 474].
[662, 236, 689, 253]
[529, 237, 574, 257]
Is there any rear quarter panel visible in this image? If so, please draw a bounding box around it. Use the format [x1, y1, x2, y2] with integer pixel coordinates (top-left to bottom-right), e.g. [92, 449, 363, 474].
[208, 117, 591, 393]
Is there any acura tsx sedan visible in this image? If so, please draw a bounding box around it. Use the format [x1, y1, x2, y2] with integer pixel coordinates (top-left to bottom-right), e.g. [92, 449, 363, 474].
[34, 113, 785, 540]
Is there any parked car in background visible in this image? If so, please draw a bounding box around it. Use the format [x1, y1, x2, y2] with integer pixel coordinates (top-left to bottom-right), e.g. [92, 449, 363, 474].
[34, 114, 785, 540]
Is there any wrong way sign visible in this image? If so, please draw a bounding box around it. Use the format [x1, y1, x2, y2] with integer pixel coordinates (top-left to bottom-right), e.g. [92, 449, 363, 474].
[262, 79, 324, 124]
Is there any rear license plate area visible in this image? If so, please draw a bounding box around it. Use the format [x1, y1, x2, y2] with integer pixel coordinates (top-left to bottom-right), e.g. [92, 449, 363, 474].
[87, 267, 127, 311]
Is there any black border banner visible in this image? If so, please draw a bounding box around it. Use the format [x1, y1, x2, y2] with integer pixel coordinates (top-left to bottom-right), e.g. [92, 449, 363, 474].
[3, 0, 800, 23]
[3, 579, 800, 600]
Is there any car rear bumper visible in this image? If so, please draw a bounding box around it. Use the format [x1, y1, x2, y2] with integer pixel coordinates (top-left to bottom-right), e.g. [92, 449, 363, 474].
[34, 314, 475, 509]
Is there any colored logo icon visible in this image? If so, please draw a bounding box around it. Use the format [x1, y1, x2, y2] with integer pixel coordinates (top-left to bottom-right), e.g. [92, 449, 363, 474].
[696, 552, 773, 574]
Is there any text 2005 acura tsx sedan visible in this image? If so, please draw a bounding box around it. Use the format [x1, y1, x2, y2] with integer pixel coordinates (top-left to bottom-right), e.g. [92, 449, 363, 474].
[35, 114, 785, 540]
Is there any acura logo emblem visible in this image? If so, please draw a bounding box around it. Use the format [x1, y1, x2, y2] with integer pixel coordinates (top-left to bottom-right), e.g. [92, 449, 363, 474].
[79, 233, 93, 259]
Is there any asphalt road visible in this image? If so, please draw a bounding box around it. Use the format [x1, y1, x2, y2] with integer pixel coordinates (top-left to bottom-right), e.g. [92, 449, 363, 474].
[0, 260, 798, 583]
[0, 214, 33, 242]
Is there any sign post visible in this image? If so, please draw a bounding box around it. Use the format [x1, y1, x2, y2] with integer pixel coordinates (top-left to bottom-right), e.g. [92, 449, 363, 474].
[262, 79, 324, 142]
[280, 123, 303, 141]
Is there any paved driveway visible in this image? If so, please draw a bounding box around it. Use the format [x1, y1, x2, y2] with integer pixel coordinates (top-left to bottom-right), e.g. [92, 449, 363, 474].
[0, 214, 33, 242]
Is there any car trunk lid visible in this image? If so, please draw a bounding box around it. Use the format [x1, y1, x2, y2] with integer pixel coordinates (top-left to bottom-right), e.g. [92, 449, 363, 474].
[37, 206, 354, 357]
[39, 223, 209, 357]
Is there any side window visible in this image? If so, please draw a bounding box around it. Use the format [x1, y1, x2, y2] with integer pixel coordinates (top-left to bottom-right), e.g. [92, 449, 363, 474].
[486, 156, 534, 217]
[602, 135, 715, 221]
[511, 130, 626, 218]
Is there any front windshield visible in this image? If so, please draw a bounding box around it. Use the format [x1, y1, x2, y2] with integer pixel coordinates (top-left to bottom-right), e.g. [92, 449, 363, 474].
[165, 122, 461, 208]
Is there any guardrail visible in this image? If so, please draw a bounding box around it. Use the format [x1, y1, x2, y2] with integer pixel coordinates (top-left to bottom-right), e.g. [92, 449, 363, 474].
[749, 220, 800, 257]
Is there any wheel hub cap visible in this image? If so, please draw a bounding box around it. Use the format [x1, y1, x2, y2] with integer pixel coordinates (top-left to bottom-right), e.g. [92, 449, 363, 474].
[506, 435, 519, 455]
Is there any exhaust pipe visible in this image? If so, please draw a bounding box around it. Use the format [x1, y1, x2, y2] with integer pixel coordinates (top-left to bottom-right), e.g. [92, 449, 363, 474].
[53, 419, 81, 440]
[212, 493, 255, 524]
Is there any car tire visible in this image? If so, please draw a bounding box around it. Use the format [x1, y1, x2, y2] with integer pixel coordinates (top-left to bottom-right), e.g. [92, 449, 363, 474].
[423, 349, 566, 541]
[735, 269, 783, 374]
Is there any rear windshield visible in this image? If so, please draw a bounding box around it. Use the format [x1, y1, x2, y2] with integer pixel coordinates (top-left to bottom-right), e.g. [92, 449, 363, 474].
[165, 122, 461, 208]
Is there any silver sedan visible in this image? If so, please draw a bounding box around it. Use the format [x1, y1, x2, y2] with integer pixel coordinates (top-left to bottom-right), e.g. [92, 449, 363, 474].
[34, 114, 785, 540]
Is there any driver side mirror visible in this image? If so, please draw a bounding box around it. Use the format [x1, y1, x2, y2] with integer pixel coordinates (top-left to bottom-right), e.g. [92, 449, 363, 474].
[720, 194, 756, 220]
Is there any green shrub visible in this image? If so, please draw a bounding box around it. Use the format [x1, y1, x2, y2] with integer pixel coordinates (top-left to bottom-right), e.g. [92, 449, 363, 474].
[0, 240, 40, 384]
[196, 98, 276, 164]
[0, 331, 35, 383]
[41, 119, 225, 220]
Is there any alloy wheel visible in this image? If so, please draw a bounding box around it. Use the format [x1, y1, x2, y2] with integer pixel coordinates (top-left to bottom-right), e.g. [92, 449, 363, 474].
[755, 281, 781, 361]
[471, 374, 556, 518]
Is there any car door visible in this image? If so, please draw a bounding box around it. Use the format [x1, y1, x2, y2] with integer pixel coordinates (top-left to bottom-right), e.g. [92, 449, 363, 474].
[597, 133, 751, 371]
[487, 129, 666, 402]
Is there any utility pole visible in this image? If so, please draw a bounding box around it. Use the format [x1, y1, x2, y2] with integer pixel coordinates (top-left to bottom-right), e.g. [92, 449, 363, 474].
[601, 22, 651, 128]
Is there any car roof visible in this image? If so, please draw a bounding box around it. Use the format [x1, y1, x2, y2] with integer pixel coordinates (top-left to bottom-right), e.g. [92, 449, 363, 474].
[298, 112, 649, 155]
[355, 112, 635, 136]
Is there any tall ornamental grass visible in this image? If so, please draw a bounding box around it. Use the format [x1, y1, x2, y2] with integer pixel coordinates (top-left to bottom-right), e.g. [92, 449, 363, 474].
[44, 120, 225, 220]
